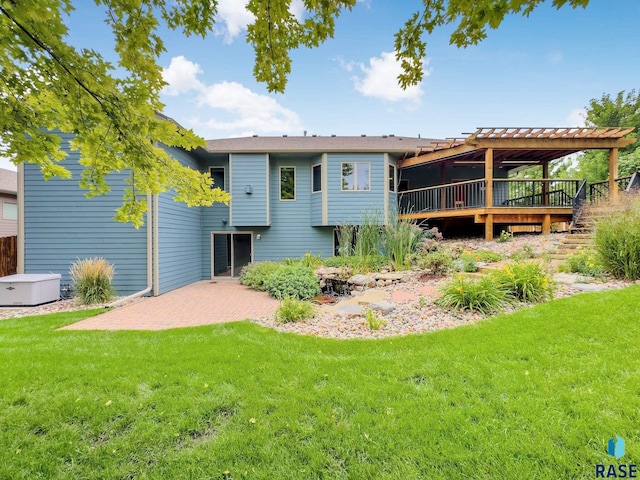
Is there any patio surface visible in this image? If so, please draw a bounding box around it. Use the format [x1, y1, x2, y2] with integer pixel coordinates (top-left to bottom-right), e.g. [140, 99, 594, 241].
[62, 279, 280, 331]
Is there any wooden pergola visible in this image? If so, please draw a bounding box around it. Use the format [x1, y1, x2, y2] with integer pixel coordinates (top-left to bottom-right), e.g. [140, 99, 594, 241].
[398, 127, 636, 240]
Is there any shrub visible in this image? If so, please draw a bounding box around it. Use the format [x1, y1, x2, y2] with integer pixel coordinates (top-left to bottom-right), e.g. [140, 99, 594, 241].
[473, 249, 503, 263]
[437, 275, 508, 314]
[283, 253, 324, 269]
[492, 262, 554, 303]
[69, 257, 116, 305]
[275, 297, 316, 324]
[594, 196, 640, 280]
[456, 252, 478, 273]
[264, 265, 321, 300]
[558, 251, 604, 277]
[409, 249, 453, 275]
[510, 244, 536, 261]
[423, 226, 443, 241]
[239, 261, 283, 291]
[322, 255, 387, 273]
[365, 308, 387, 331]
[497, 230, 513, 243]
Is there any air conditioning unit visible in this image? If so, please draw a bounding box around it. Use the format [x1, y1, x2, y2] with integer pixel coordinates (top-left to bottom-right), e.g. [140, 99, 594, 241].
[0, 274, 61, 306]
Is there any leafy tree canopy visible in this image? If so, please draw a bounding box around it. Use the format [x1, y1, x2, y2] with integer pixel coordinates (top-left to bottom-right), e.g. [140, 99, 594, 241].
[0, 0, 591, 225]
[564, 90, 640, 182]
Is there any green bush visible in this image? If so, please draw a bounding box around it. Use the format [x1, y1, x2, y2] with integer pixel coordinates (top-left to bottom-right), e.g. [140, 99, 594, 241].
[497, 230, 513, 243]
[283, 253, 324, 269]
[492, 262, 554, 303]
[456, 252, 478, 273]
[595, 197, 640, 280]
[264, 265, 321, 300]
[239, 261, 283, 291]
[365, 308, 386, 331]
[510, 244, 536, 261]
[70, 257, 116, 305]
[409, 249, 453, 275]
[437, 275, 508, 314]
[472, 249, 503, 263]
[322, 255, 387, 273]
[275, 297, 316, 324]
[558, 251, 604, 277]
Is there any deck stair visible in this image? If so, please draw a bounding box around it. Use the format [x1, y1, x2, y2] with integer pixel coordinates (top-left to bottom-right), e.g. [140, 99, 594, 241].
[552, 203, 625, 261]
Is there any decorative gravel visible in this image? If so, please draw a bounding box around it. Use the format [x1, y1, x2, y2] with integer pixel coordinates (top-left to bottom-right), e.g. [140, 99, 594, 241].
[253, 233, 635, 339]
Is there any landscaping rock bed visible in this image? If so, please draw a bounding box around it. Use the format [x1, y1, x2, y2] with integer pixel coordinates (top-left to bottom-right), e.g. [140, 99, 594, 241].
[254, 233, 636, 339]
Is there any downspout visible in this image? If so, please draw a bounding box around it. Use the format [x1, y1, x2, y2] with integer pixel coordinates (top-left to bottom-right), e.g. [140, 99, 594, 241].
[17, 163, 24, 273]
[107, 193, 154, 307]
[153, 193, 159, 296]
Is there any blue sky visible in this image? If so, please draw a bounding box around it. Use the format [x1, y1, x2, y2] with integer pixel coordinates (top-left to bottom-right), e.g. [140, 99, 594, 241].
[2, 0, 639, 171]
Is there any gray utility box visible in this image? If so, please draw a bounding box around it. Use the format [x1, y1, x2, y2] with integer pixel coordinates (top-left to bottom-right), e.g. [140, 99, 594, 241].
[0, 274, 62, 306]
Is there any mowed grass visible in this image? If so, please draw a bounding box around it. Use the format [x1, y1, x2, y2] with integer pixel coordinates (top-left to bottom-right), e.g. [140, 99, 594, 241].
[1, 287, 640, 479]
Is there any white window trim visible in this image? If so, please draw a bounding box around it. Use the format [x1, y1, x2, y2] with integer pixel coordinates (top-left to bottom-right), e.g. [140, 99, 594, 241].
[311, 163, 322, 194]
[340, 162, 371, 192]
[389, 164, 397, 193]
[2, 201, 17, 221]
[279, 165, 296, 201]
[209, 166, 226, 191]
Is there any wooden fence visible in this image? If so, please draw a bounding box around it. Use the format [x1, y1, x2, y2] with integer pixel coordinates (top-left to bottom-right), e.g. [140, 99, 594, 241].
[0, 235, 17, 277]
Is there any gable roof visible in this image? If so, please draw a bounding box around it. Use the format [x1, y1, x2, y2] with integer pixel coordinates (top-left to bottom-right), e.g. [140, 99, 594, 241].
[205, 135, 442, 154]
[0, 168, 17, 195]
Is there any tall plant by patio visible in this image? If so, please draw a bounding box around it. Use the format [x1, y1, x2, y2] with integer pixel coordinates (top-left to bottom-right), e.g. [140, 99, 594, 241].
[354, 211, 384, 272]
[594, 194, 640, 280]
[69, 257, 116, 304]
[384, 219, 425, 271]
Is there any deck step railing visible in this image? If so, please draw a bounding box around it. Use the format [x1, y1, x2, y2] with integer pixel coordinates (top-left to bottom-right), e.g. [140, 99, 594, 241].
[588, 175, 634, 203]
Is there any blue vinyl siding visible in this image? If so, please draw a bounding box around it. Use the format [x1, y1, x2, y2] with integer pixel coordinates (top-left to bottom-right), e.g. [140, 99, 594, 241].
[311, 188, 322, 226]
[230, 154, 269, 226]
[23, 134, 148, 296]
[327, 153, 385, 226]
[200, 156, 232, 279]
[156, 146, 202, 294]
[252, 156, 332, 260]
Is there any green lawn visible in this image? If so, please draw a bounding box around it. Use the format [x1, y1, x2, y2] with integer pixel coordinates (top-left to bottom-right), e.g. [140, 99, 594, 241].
[1, 287, 639, 479]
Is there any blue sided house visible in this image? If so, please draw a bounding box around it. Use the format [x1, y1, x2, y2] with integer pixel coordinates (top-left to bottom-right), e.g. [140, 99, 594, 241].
[19, 133, 432, 296]
[19, 126, 634, 297]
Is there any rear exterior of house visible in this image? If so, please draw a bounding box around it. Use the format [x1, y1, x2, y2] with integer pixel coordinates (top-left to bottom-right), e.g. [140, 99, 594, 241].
[20, 134, 431, 296]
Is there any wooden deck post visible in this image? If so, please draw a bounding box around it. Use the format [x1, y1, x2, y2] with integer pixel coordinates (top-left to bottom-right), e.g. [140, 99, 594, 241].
[542, 161, 549, 206]
[485, 149, 494, 241]
[542, 213, 551, 235]
[485, 149, 493, 208]
[609, 148, 619, 202]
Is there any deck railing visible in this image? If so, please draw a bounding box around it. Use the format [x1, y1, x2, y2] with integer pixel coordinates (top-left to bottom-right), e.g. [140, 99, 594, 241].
[399, 178, 581, 214]
[493, 179, 580, 207]
[399, 179, 486, 213]
[588, 175, 633, 203]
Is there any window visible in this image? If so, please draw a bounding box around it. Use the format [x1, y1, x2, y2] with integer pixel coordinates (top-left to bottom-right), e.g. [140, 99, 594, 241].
[341, 162, 370, 191]
[209, 167, 226, 191]
[2, 202, 17, 221]
[312, 164, 322, 193]
[388, 164, 396, 192]
[280, 166, 295, 200]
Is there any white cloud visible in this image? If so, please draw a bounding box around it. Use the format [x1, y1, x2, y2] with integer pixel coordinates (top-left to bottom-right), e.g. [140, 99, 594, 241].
[548, 50, 563, 64]
[214, 0, 255, 43]
[161, 56, 303, 137]
[352, 51, 426, 104]
[161, 56, 204, 95]
[197, 81, 303, 134]
[566, 108, 587, 127]
[213, 0, 307, 43]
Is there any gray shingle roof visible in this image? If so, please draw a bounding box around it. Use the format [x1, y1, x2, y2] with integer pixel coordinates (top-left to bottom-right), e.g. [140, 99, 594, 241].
[0, 168, 17, 195]
[204, 135, 443, 154]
